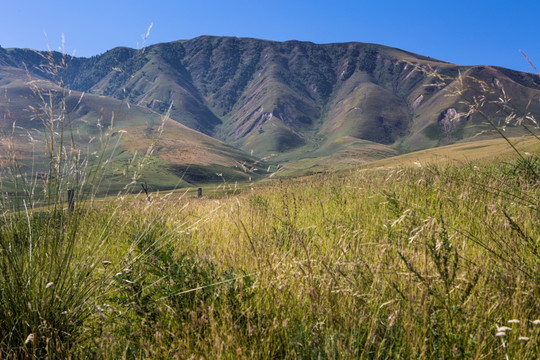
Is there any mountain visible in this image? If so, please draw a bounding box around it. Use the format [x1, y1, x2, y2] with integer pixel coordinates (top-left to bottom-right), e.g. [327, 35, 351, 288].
[0, 59, 263, 192]
[1, 36, 539, 184]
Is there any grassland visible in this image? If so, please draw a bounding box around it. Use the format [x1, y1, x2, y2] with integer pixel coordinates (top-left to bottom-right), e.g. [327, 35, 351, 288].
[1, 140, 538, 358]
[0, 45, 539, 358]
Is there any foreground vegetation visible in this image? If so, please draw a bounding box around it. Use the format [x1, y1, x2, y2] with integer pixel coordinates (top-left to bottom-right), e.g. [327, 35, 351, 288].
[1, 150, 538, 358]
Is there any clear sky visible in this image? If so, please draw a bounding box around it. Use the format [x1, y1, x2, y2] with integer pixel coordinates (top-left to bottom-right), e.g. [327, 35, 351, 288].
[1, 0, 539, 73]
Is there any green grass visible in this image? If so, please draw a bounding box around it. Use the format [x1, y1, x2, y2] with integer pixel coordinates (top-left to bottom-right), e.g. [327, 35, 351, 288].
[3, 149, 538, 358]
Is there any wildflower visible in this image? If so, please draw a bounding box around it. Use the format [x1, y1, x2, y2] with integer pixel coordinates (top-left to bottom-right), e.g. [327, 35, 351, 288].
[25, 333, 34, 345]
[532, 320, 540, 325]
[508, 319, 520, 324]
[45, 282, 54, 289]
[497, 326, 512, 332]
[518, 336, 530, 341]
[495, 332, 507, 337]
[96, 306, 105, 320]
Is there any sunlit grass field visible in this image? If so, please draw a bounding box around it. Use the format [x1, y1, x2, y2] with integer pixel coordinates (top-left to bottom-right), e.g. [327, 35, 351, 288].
[0, 49, 538, 358]
[2, 142, 538, 359]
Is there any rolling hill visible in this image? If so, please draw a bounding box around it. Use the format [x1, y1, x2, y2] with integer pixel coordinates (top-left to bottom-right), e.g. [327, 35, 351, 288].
[0, 61, 263, 193]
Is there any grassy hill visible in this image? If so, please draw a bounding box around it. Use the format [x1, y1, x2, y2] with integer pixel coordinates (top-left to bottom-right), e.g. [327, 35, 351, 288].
[360, 136, 540, 169]
[1, 36, 539, 188]
[0, 63, 263, 195]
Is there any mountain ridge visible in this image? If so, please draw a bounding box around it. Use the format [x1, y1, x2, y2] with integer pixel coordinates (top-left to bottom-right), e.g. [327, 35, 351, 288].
[1, 36, 539, 185]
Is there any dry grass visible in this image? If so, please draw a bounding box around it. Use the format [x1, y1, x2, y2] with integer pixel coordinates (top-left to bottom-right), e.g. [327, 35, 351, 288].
[60, 154, 538, 359]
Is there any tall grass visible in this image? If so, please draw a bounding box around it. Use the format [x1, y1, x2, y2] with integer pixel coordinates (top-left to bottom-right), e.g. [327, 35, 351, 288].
[0, 45, 132, 358]
[66, 158, 536, 359]
[0, 44, 538, 358]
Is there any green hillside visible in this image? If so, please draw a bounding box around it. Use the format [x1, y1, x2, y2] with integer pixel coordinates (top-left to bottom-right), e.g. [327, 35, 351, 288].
[1, 36, 539, 188]
[56, 36, 540, 160]
[0, 65, 263, 194]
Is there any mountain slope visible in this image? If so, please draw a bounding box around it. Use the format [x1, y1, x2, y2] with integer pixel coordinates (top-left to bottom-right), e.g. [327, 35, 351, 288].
[1, 37, 539, 179]
[63, 37, 539, 157]
[0, 64, 263, 192]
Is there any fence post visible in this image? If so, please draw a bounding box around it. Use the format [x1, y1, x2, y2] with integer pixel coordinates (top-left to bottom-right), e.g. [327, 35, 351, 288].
[197, 187, 202, 199]
[141, 182, 150, 201]
[67, 189, 75, 213]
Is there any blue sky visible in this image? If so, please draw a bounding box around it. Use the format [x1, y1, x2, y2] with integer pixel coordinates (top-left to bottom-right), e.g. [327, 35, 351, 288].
[1, 0, 539, 72]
